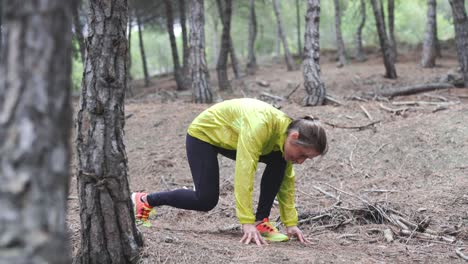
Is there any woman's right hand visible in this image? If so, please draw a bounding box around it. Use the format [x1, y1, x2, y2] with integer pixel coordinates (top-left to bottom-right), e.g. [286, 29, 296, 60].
[240, 224, 268, 246]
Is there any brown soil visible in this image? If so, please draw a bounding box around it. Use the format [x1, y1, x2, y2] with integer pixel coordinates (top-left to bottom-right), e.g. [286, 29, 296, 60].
[68, 50, 468, 263]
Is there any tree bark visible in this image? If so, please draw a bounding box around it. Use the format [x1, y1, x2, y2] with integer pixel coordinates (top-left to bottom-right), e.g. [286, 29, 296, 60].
[216, 0, 232, 91]
[74, 0, 143, 263]
[179, 0, 191, 88]
[0, 1, 73, 263]
[136, 9, 150, 87]
[246, 0, 258, 75]
[190, 0, 213, 103]
[272, 0, 297, 71]
[72, 0, 86, 64]
[303, 0, 326, 106]
[164, 0, 185, 91]
[448, 0, 468, 86]
[296, 0, 302, 56]
[370, 0, 397, 79]
[355, 0, 367, 62]
[333, 0, 347, 67]
[127, 14, 134, 96]
[387, 0, 397, 61]
[229, 37, 241, 79]
[421, 0, 437, 68]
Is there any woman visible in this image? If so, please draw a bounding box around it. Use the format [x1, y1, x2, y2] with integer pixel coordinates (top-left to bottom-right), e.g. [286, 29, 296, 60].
[132, 98, 328, 246]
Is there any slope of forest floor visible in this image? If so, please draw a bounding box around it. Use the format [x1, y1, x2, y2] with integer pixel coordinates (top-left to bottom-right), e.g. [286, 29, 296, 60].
[68, 49, 468, 263]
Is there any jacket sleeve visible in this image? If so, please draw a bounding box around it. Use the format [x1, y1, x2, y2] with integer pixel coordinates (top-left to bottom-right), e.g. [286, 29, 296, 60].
[277, 163, 298, 227]
[234, 117, 269, 225]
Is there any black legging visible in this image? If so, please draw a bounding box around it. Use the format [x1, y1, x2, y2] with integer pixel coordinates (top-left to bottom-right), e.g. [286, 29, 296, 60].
[146, 134, 287, 221]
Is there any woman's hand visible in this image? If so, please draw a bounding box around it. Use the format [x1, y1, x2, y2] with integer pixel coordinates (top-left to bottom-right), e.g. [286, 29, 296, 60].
[240, 224, 268, 246]
[286, 226, 310, 244]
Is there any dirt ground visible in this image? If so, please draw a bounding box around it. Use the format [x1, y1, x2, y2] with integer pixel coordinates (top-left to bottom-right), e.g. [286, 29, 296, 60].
[67, 48, 468, 263]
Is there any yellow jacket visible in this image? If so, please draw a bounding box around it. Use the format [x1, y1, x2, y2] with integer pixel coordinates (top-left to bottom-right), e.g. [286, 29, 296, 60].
[187, 98, 298, 226]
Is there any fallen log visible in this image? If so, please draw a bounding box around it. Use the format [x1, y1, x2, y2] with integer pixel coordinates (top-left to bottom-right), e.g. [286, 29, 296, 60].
[379, 83, 454, 98]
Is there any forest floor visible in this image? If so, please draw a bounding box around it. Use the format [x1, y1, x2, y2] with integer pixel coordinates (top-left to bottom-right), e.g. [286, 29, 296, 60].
[68, 48, 468, 263]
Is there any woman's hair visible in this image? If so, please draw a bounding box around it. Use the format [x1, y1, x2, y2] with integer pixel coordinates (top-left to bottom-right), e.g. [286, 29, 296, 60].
[286, 115, 328, 155]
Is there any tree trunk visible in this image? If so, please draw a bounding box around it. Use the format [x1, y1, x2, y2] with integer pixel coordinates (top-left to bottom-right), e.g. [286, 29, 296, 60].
[164, 0, 185, 91]
[421, 0, 437, 68]
[303, 0, 326, 106]
[190, 0, 213, 103]
[216, 0, 232, 91]
[229, 37, 241, 79]
[448, 0, 468, 86]
[127, 15, 134, 96]
[72, 0, 86, 64]
[333, 0, 347, 67]
[387, 0, 397, 61]
[212, 16, 219, 65]
[370, 0, 397, 79]
[272, 0, 297, 71]
[246, 0, 258, 75]
[136, 9, 150, 87]
[296, 0, 302, 57]
[179, 0, 191, 88]
[0, 1, 73, 263]
[355, 0, 367, 62]
[74, 0, 143, 263]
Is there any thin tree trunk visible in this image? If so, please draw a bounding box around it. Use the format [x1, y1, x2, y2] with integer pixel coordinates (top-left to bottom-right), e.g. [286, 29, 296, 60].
[448, 0, 468, 86]
[190, 0, 213, 103]
[179, 0, 191, 88]
[296, 0, 302, 56]
[0, 1, 73, 263]
[421, 0, 437, 68]
[216, 0, 232, 91]
[136, 10, 150, 87]
[275, 26, 281, 58]
[435, 20, 442, 57]
[355, 0, 367, 62]
[387, 0, 397, 61]
[333, 0, 347, 67]
[370, 0, 397, 79]
[303, 0, 326, 106]
[229, 38, 241, 79]
[164, 0, 185, 91]
[246, 0, 258, 75]
[127, 15, 134, 96]
[272, 0, 297, 71]
[72, 0, 86, 64]
[212, 16, 219, 65]
[74, 0, 143, 263]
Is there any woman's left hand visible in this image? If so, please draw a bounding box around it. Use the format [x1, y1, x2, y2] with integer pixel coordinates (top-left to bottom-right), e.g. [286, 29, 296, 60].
[286, 226, 310, 244]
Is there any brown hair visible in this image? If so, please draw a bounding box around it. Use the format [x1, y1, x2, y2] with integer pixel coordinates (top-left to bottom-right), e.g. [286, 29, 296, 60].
[286, 115, 328, 155]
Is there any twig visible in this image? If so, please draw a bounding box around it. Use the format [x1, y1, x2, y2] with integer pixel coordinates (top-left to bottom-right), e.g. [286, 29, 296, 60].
[323, 120, 381, 130]
[284, 83, 301, 99]
[392, 100, 458, 106]
[298, 214, 331, 224]
[405, 216, 430, 245]
[359, 104, 373, 120]
[456, 248, 468, 261]
[379, 103, 410, 113]
[372, 143, 389, 155]
[312, 185, 340, 200]
[325, 95, 343, 106]
[362, 189, 399, 193]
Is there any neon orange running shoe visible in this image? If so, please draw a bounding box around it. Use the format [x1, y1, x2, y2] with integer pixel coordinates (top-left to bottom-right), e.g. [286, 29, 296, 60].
[131, 192, 155, 227]
[256, 218, 289, 242]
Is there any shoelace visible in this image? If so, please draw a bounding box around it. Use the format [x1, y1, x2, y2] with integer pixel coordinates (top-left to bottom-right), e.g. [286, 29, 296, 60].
[258, 222, 278, 233]
[137, 204, 153, 221]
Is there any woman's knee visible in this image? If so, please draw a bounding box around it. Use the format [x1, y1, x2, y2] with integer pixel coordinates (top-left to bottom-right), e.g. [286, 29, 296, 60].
[196, 194, 219, 212]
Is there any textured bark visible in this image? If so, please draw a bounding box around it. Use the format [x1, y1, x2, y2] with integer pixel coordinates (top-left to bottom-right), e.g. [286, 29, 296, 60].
[179, 0, 191, 88]
[0, 1, 73, 263]
[370, 0, 397, 79]
[333, 0, 347, 67]
[74, 1, 143, 263]
[296, 0, 302, 56]
[355, 0, 367, 62]
[421, 0, 437, 68]
[136, 9, 150, 87]
[448, 0, 468, 86]
[190, 0, 213, 103]
[303, 0, 326, 106]
[246, 0, 257, 75]
[127, 15, 134, 96]
[229, 38, 241, 79]
[164, 0, 185, 91]
[387, 0, 397, 61]
[72, 0, 86, 64]
[272, 0, 297, 71]
[216, 0, 232, 91]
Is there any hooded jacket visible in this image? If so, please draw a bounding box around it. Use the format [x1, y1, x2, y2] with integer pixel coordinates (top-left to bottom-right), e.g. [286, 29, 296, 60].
[187, 98, 298, 226]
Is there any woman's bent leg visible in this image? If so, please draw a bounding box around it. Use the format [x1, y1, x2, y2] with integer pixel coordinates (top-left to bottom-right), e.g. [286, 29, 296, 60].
[146, 135, 220, 212]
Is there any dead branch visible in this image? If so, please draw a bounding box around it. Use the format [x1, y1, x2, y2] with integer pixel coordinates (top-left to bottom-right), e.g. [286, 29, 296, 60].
[260, 92, 285, 102]
[323, 120, 381, 130]
[359, 104, 372, 120]
[399, 229, 456, 243]
[362, 189, 399, 193]
[313, 185, 340, 200]
[392, 100, 459, 107]
[378, 103, 411, 114]
[379, 83, 454, 98]
[284, 83, 301, 99]
[456, 248, 468, 261]
[325, 95, 343, 106]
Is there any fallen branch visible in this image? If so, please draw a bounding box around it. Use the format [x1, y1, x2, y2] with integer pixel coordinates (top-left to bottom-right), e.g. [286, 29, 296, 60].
[379, 103, 411, 114]
[379, 83, 454, 98]
[325, 95, 343, 106]
[323, 120, 381, 131]
[359, 104, 372, 120]
[285, 83, 301, 99]
[399, 229, 456, 243]
[456, 248, 468, 261]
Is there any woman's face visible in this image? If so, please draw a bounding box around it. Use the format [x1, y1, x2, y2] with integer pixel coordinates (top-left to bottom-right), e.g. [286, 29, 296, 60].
[283, 132, 320, 164]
